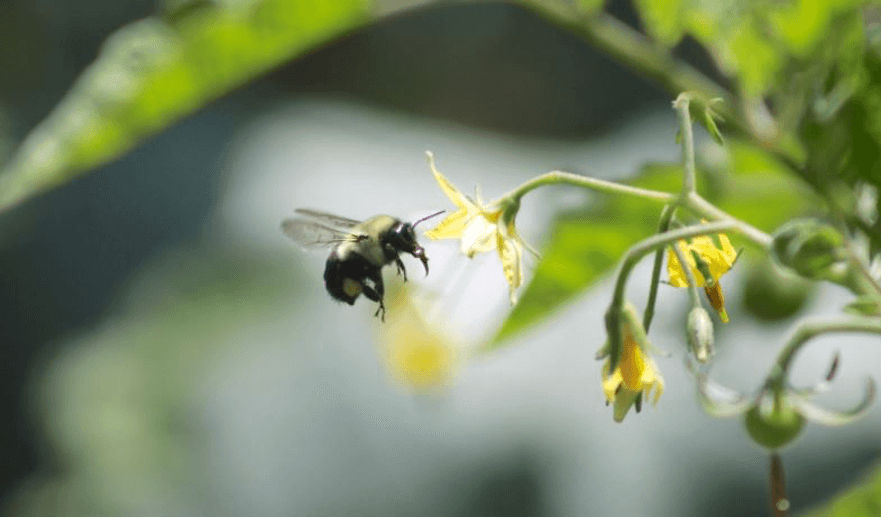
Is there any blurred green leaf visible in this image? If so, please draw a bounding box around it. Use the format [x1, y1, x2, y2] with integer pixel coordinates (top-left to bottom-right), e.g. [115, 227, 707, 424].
[634, 0, 685, 47]
[0, 0, 371, 212]
[712, 141, 821, 235]
[808, 461, 881, 516]
[489, 139, 818, 347]
[844, 295, 881, 317]
[634, 0, 865, 97]
[575, 0, 605, 15]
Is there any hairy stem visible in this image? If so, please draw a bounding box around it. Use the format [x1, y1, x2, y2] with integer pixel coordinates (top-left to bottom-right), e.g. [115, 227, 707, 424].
[682, 193, 773, 250]
[674, 94, 697, 195]
[773, 317, 881, 376]
[506, 170, 675, 204]
[643, 204, 676, 332]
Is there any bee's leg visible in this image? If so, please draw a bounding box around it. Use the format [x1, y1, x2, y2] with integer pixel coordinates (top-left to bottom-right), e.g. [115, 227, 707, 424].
[395, 257, 407, 281]
[361, 271, 386, 322]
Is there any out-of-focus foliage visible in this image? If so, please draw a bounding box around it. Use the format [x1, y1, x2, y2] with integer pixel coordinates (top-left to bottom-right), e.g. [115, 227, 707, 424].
[7, 247, 302, 516]
[0, 0, 370, 212]
[633, 0, 865, 96]
[809, 462, 881, 516]
[633, 0, 881, 251]
[492, 141, 819, 345]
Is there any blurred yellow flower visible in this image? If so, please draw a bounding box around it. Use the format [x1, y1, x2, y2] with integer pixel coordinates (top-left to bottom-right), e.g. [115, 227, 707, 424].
[667, 232, 738, 322]
[601, 325, 664, 423]
[379, 287, 458, 392]
[423, 151, 532, 304]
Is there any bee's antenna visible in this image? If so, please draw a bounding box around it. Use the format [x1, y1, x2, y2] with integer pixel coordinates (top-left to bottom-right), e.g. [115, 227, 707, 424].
[413, 210, 445, 229]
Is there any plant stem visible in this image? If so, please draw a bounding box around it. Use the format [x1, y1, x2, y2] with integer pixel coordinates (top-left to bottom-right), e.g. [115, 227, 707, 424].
[682, 193, 773, 250]
[773, 317, 881, 375]
[505, 170, 676, 204]
[843, 242, 881, 300]
[674, 94, 697, 195]
[643, 204, 676, 332]
[770, 453, 790, 517]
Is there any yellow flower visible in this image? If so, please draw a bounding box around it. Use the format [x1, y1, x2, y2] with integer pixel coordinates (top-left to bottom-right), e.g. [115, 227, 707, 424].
[379, 286, 458, 392]
[667, 232, 738, 322]
[423, 152, 533, 304]
[601, 325, 664, 423]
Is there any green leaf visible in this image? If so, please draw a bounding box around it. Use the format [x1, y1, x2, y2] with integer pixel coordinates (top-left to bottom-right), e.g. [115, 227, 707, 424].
[634, 0, 685, 47]
[712, 141, 820, 234]
[575, 0, 605, 15]
[844, 295, 881, 317]
[808, 461, 881, 516]
[0, 0, 371, 212]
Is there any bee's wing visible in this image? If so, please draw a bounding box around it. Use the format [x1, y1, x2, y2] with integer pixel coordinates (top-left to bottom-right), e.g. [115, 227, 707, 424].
[281, 218, 364, 249]
[294, 209, 362, 229]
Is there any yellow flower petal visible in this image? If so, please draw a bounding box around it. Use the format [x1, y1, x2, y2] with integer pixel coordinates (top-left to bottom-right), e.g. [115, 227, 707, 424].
[496, 229, 523, 304]
[601, 360, 622, 402]
[424, 208, 471, 240]
[666, 233, 737, 287]
[619, 331, 645, 389]
[427, 152, 471, 210]
[600, 318, 664, 422]
[460, 216, 499, 257]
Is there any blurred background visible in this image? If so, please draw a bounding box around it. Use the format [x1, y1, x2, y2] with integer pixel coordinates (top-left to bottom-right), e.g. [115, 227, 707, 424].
[0, 0, 879, 515]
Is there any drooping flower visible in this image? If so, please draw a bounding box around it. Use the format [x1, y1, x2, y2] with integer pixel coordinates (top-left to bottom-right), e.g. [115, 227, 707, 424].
[667, 232, 738, 322]
[378, 286, 459, 393]
[423, 152, 535, 304]
[600, 304, 664, 422]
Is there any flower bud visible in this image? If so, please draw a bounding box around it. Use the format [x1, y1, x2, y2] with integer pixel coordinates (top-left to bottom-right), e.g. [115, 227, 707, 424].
[744, 397, 805, 451]
[771, 219, 845, 279]
[686, 306, 715, 363]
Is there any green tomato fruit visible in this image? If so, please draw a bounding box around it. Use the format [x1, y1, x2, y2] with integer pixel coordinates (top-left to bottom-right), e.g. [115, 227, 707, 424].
[745, 404, 805, 451]
[743, 257, 815, 321]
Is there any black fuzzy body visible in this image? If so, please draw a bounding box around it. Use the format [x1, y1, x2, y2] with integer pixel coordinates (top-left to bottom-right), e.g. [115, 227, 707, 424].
[321, 215, 424, 316]
[323, 248, 388, 305]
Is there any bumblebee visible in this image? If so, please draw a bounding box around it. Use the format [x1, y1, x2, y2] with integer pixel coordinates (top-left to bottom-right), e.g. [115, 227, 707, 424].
[281, 209, 443, 320]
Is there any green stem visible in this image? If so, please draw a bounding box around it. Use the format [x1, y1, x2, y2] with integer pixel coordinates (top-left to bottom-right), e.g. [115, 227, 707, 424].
[643, 204, 676, 332]
[682, 193, 773, 250]
[773, 317, 881, 377]
[607, 220, 737, 371]
[770, 453, 790, 517]
[505, 170, 676, 204]
[844, 242, 881, 299]
[674, 94, 697, 195]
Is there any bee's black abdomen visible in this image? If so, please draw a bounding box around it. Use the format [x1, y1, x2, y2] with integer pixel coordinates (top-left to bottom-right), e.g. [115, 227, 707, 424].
[324, 250, 377, 305]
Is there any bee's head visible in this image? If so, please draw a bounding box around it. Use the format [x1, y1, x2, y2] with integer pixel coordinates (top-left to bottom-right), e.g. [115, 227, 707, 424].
[388, 221, 429, 275]
[387, 211, 443, 276]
